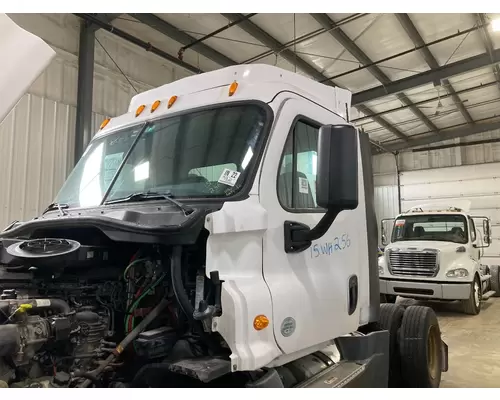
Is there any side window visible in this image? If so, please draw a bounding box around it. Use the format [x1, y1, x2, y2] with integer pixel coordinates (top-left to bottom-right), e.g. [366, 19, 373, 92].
[469, 218, 477, 242]
[277, 120, 319, 210]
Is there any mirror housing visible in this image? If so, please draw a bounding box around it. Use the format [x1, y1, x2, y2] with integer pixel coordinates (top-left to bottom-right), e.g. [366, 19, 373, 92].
[316, 124, 358, 210]
[380, 218, 394, 246]
[284, 124, 359, 253]
[472, 216, 492, 248]
[483, 220, 491, 237]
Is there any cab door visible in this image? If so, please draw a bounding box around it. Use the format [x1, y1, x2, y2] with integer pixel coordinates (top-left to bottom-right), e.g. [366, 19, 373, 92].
[259, 97, 368, 355]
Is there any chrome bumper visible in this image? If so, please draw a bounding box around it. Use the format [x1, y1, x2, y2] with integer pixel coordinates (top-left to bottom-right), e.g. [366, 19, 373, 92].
[380, 278, 470, 300]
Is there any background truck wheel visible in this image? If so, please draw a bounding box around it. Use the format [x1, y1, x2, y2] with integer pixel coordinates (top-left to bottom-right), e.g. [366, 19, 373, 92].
[490, 265, 500, 297]
[399, 306, 442, 388]
[379, 304, 405, 387]
[461, 275, 481, 315]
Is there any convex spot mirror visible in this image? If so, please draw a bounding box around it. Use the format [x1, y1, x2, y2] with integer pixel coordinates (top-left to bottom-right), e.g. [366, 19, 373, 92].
[316, 124, 358, 211]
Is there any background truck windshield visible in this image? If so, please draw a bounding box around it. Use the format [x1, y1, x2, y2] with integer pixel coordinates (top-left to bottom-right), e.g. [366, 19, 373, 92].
[55, 104, 268, 208]
[391, 214, 468, 244]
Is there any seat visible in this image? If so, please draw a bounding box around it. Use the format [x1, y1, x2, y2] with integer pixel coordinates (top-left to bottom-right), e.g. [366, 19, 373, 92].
[278, 170, 316, 209]
[413, 226, 425, 237]
[450, 227, 465, 239]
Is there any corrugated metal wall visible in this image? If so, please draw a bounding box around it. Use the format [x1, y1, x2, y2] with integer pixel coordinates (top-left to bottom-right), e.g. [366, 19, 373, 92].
[0, 14, 182, 228]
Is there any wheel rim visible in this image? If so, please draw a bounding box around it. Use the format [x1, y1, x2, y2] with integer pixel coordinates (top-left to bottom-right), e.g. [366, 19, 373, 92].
[474, 280, 480, 308]
[427, 325, 440, 380]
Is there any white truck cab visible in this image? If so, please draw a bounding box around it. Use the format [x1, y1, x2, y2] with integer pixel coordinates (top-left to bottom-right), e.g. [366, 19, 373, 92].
[0, 14, 450, 387]
[379, 203, 498, 315]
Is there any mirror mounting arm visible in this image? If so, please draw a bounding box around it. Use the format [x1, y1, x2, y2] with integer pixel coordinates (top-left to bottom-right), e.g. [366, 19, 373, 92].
[284, 207, 342, 253]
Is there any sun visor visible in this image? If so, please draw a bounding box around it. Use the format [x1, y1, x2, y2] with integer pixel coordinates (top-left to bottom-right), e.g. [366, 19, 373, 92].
[0, 14, 56, 125]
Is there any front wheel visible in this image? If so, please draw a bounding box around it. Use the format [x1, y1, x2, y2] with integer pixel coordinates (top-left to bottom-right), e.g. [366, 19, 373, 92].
[461, 275, 481, 315]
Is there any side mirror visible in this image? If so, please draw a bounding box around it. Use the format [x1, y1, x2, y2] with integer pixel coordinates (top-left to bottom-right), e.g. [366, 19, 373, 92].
[284, 124, 359, 254]
[380, 218, 394, 246]
[483, 220, 491, 237]
[316, 124, 358, 210]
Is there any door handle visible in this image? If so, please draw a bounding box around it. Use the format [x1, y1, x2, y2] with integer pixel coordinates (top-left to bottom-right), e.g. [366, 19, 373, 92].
[348, 275, 358, 316]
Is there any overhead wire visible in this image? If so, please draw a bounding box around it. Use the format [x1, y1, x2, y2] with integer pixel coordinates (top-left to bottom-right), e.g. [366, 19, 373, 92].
[95, 36, 139, 94]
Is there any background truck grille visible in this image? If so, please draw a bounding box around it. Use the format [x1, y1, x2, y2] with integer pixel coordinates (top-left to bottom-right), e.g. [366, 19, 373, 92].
[388, 249, 439, 277]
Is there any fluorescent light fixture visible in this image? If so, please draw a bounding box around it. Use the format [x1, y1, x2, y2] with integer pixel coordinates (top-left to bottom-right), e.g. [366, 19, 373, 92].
[492, 18, 500, 32]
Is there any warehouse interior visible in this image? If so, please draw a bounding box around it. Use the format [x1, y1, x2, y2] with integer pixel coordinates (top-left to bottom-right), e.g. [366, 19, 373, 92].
[2, 12, 500, 388]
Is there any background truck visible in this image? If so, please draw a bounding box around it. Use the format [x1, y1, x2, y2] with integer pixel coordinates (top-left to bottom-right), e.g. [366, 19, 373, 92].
[379, 203, 500, 315]
[0, 15, 447, 388]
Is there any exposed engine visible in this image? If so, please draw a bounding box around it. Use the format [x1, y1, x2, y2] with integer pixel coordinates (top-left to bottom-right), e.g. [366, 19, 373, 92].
[0, 232, 233, 388]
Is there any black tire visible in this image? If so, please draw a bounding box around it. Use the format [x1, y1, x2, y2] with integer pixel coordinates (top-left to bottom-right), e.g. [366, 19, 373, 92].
[461, 275, 481, 315]
[379, 303, 405, 387]
[399, 306, 442, 388]
[490, 265, 500, 297]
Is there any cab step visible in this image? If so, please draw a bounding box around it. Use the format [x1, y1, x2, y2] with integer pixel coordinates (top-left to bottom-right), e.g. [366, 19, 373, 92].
[482, 290, 496, 301]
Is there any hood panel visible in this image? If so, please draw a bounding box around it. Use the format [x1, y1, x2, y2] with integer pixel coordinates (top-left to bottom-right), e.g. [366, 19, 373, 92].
[0, 14, 55, 125]
[388, 240, 464, 253]
[0, 203, 215, 246]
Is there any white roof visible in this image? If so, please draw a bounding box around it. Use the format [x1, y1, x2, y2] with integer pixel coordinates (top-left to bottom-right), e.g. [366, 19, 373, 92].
[127, 64, 352, 119]
[402, 200, 472, 214]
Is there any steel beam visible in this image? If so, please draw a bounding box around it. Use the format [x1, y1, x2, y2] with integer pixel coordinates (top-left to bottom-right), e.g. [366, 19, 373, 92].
[476, 13, 500, 92]
[74, 14, 202, 74]
[89, 14, 122, 32]
[74, 20, 95, 165]
[129, 13, 236, 67]
[352, 80, 497, 123]
[311, 13, 438, 132]
[221, 13, 408, 141]
[352, 47, 500, 105]
[395, 13, 473, 124]
[383, 120, 500, 152]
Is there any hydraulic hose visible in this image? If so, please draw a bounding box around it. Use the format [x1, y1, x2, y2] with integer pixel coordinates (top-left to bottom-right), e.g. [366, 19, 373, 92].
[170, 246, 194, 320]
[79, 297, 169, 388]
[170, 246, 219, 353]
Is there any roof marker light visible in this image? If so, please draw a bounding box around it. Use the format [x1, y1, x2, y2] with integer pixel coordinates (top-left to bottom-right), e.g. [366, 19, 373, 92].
[151, 100, 161, 113]
[99, 118, 111, 130]
[168, 96, 178, 109]
[135, 105, 146, 117]
[229, 81, 238, 97]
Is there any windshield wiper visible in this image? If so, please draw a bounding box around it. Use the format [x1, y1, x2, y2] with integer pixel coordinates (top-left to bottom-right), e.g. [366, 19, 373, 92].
[42, 202, 69, 216]
[103, 191, 194, 216]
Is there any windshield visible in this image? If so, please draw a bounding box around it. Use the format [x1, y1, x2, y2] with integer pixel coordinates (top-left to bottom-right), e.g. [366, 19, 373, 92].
[55, 104, 268, 208]
[391, 214, 468, 244]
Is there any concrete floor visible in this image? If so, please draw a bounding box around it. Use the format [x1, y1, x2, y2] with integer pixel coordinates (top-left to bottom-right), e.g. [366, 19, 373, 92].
[396, 297, 500, 388]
